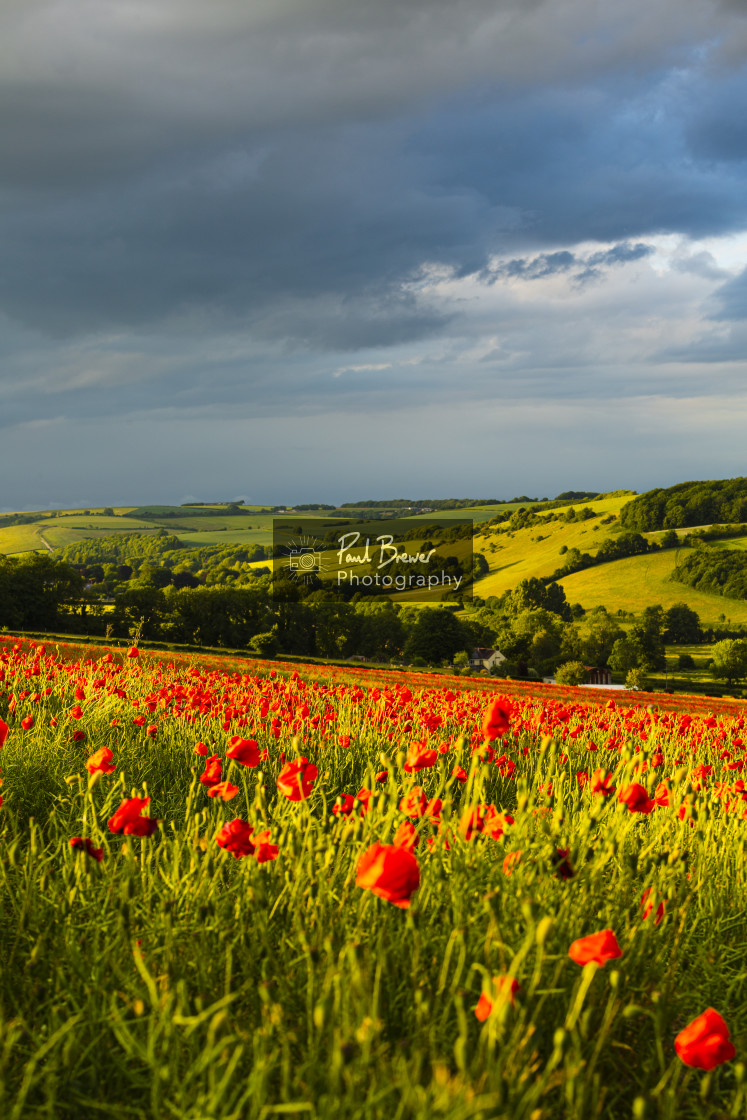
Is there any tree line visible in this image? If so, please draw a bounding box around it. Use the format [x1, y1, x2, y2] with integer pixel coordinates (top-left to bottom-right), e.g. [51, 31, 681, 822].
[620, 477, 747, 532]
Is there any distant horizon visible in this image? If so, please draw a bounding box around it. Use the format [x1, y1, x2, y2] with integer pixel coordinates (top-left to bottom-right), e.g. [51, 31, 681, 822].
[13, 474, 747, 518]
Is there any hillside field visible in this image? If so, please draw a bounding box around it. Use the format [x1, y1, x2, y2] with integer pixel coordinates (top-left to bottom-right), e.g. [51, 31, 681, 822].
[558, 549, 747, 627]
[474, 495, 634, 599]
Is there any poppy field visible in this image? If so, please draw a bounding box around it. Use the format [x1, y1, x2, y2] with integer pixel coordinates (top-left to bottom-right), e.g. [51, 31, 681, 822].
[1, 639, 747, 1119]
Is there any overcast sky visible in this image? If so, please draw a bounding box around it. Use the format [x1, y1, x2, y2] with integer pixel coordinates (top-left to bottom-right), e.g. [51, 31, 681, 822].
[2, 0, 747, 510]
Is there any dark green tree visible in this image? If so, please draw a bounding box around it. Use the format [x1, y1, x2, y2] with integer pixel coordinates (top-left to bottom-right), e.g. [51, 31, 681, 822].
[404, 608, 468, 665]
[663, 603, 702, 645]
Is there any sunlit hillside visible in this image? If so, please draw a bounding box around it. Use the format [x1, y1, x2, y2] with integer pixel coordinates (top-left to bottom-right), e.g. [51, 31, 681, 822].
[474, 494, 634, 596]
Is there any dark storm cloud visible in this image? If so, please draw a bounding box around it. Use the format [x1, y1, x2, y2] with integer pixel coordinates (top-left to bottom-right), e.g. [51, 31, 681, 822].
[1, 0, 746, 350]
[1, 0, 747, 507]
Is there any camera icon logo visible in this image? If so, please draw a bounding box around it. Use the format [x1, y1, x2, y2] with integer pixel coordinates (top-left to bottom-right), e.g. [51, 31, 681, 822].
[288, 546, 322, 573]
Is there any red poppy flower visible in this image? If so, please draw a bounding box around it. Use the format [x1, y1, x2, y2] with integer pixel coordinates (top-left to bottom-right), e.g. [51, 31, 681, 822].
[333, 793, 356, 817]
[590, 768, 615, 797]
[194, 741, 208, 756]
[206, 780, 239, 801]
[503, 850, 522, 876]
[70, 706, 84, 720]
[475, 976, 521, 1020]
[568, 929, 623, 967]
[355, 787, 373, 814]
[374, 769, 388, 783]
[404, 744, 438, 773]
[226, 736, 260, 768]
[85, 746, 116, 776]
[127, 646, 140, 659]
[70, 837, 104, 862]
[640, 887, 666, 926]
[124, 815, 161, 837]
[482, 699, 512, 741]
[399, 786, 427, 818]
[356, 843, 420, 909]
[217, 819, 279, 862]
[459, 803, 511, 841]
[199, 755, 223, 787]
[675, 1008, 736, 1071]
[495, 754, 517, 779]
[393, 820, 419, 850]
[451, 765, 468, 783]
[618, 783, 655, 814]
[654, 781, 670, 807]
[0, 719, 8, 748]
[553, 848, 575, 880]
[108, 797, 159, 837]
[215, 817, 256, 858]
[277, 757, 318, 801]
[21, 715, 34, 731]
[253, 830, 280, 863]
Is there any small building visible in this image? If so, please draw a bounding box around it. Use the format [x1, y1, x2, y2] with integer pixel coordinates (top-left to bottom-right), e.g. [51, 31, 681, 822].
[585, 665, 613, 686]
[468, 647, 506, 672]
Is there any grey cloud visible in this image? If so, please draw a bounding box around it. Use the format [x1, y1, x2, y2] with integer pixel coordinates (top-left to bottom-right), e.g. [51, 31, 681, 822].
[480, 242, 653, 284]
[710, 267, 747, 320]
[1, 2, 746, 354]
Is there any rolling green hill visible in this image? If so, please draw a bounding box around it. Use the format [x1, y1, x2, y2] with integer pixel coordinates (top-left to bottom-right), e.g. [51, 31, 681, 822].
[4, 489, 747, 628]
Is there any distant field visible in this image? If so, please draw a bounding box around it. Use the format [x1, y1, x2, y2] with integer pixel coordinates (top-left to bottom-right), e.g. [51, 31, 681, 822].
[559, 549, 747, 626]
[0, 523, 50, 554]
[409, 503, 524, 523]
[175, 528, 275, 547]
[166, 514, 276, 532]
[4, 497, 746, 629]
[0, 514, 162, 556]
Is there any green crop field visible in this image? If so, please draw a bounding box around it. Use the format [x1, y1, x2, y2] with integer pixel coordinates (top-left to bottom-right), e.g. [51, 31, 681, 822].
[410, 504, 524, 523]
